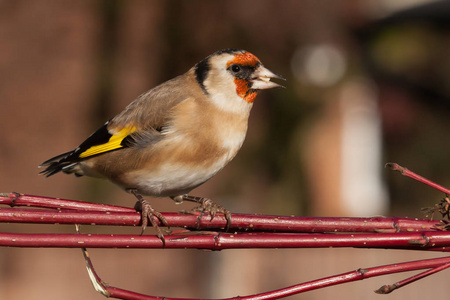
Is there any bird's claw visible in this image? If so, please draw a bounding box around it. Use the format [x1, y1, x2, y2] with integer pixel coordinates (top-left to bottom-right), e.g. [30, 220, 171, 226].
[137, 200, 170, 246]
[130, 189, 169, 246]
[179, 196, 232, 231]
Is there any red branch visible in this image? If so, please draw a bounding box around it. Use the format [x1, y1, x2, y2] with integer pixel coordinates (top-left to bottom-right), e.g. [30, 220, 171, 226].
[0, 193, 441, 233]
[0, 192, 134, 212]
[386, 163, 450, 195]
[94, 256, 450, 300]
[1, 189, 450, 299]
[375, 260, 450, 294]
[235, 256, 450, 300]
[0, 231, 449, 251]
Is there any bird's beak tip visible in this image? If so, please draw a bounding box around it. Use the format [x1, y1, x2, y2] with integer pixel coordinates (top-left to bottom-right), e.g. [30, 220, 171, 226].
[251, 66, 286, 90]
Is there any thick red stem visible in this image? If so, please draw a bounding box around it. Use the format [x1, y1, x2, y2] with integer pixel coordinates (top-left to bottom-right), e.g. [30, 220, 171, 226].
[0, 231, 450, 251]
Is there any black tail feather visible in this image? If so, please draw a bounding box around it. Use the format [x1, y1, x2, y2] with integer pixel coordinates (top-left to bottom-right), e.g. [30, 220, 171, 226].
[39, 151, 73, 167]
[39, 151, 77, 177]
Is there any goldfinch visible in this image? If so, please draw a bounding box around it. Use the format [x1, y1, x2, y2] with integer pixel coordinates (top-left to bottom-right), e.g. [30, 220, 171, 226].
[40, 49, 284, 242]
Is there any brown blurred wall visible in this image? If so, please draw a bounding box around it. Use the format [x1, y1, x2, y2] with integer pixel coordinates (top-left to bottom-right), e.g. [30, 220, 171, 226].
[1, 1, 450, 299]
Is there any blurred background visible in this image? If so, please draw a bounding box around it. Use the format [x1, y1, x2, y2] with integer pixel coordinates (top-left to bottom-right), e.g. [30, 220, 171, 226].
[1, 0, 450, 299]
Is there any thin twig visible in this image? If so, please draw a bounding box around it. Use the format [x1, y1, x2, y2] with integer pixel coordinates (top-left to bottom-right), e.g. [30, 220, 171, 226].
[386, 163, 450, 195]
[76, 225, 110, 297]
[375, 260, 450, 294]
[0, 192, 135, 212]
[81, 254, 450, 300]
[234, 256, 450, 300]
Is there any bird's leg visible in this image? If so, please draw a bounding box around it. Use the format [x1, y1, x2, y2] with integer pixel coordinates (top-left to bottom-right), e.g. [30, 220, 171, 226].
[171, 195, 231, 231]
[128, 189, 169, 245]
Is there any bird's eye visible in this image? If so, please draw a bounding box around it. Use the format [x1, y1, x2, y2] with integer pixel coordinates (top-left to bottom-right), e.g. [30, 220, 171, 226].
[230, 64, 241, 73]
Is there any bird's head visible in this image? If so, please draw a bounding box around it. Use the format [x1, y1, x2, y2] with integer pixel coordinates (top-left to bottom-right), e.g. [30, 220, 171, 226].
[194, 49, 284, 106]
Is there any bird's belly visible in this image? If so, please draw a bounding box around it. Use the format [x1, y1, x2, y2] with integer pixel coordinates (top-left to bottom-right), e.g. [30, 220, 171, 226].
[122, 157, 230, 197]
[113, 114, 248, 197]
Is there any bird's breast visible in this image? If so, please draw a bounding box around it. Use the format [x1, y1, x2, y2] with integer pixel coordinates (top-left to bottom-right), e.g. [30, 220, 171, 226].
[119, 99, 250, 197]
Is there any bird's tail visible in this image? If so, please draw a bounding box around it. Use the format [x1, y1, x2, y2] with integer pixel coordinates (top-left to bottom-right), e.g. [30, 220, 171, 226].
[39, 151, 79, 177]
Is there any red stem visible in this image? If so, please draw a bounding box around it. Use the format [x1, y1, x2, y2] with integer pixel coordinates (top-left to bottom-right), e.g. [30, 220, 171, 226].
[1, 231, 450, 250]
[0, 206, 440, 232]
[2, 192, 450, 299]
[235, 256, 450, 300]
[107, 287, 164, 300]
[0, 193, 441, 233]
[0, 192, 134, 212]
[102, 256, 450, 300]
[375, 261, 450, 294]
[386, 163, 450, 194]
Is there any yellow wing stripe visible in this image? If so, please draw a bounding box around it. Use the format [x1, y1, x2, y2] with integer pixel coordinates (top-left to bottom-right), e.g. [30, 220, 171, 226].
[79, 127, 136, 158]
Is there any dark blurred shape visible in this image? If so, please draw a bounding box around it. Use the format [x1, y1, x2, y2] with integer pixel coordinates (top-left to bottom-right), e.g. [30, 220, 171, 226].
[357, 0, 450, 110]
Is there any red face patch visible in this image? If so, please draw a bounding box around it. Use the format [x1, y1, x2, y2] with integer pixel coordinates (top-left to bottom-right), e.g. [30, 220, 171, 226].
[228, 52, 260, 103]
[227, 52, 261, 68]
[234, 78, 257, 103]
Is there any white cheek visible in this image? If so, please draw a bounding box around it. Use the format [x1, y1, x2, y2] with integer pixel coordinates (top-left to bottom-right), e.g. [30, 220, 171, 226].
[204, 71, 253, 115]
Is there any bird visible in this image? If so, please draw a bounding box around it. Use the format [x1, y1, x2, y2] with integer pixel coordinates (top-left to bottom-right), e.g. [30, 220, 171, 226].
[39, 48, 284, 243]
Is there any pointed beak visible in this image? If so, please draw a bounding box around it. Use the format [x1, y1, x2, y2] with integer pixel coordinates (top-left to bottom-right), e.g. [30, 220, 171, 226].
[250, 65, 285, 90]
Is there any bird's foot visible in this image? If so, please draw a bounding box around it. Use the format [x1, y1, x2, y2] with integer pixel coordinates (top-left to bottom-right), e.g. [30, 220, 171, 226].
[129, 189, 169, 246]
[172, 195, 231, 231]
